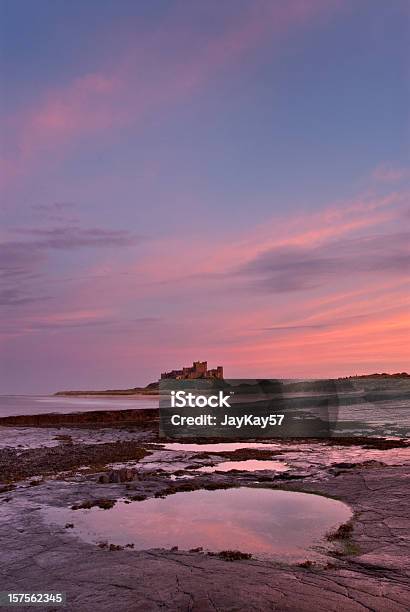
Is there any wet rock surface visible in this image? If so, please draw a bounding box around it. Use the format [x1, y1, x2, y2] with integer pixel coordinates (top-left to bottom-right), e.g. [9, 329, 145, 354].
[0, 408, 158, 428]
[0, 440, 150, 481]
[0, 418, 409, 611]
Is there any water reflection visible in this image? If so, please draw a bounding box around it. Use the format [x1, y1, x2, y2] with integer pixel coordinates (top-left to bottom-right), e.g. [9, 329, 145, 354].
[195, 460, 288, 473]
[43, 487, 351, 563]
[161, 442, 280, 452]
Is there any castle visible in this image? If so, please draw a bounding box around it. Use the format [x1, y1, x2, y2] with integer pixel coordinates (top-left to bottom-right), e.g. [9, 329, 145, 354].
[161, 361, 223, 380]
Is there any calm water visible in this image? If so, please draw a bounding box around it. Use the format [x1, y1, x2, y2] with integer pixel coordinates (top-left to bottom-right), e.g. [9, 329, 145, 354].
[0, 394, 158, 417]
[42, 487, 352, 562]
[194, 460, 289, 473]
[161, 442, 281, 452]
[1, 381, 409, 437]
[159, 442, 410, 468]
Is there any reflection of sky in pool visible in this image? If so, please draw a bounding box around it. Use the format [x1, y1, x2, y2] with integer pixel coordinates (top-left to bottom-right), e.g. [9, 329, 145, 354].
[43, 487, 352, 563]
[194, 460, 289, 473]
[161, 442, 281, 452]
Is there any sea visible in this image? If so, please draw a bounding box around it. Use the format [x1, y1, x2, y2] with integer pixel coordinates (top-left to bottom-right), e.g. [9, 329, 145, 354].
[0, 394, 158, 417]
[0, 382, 409, 438]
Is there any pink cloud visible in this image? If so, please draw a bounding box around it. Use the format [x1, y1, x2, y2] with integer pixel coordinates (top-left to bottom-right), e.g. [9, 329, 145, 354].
[1, 0, 343, 190]
[201, 305, 410, 379]
[125, 190, 406, 289]
[7, 185, 403, 381]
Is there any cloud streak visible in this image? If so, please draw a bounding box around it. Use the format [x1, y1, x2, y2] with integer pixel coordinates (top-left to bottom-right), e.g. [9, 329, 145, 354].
[14, 226, 141, 250]
[1, 0, 343, 190]
[0, 223, 142, 308]
[238, 231, 410, 293]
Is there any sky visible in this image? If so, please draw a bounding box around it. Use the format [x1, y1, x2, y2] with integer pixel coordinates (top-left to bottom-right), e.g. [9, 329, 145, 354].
[0, 0, 409, 393]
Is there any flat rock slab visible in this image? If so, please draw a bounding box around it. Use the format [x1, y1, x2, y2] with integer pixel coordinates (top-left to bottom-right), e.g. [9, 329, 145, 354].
[1, 452, 409, 610]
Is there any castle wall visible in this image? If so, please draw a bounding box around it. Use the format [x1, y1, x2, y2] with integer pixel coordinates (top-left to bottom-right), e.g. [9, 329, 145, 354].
[160, 361, 223, 380]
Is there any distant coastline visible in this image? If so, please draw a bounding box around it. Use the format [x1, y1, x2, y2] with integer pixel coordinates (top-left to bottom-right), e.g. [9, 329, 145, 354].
[54, 382, 159, 397]
[54, 372, 409, 397]
[341, 372, 409, 379]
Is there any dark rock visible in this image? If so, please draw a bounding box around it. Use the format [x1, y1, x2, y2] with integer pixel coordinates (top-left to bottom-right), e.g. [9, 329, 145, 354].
[108, 471, 121, 483]
[71, 498, 116, 510]
[107, 468, 136, 483]
[0, 441, 149, 482]
[216, 550, 252, 561]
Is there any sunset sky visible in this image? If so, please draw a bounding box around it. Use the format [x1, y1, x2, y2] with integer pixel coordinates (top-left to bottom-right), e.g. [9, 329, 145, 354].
[1, 0, 409, 393]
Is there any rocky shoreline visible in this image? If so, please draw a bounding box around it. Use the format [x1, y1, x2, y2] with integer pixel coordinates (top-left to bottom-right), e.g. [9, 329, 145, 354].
[0, 410, 409, 611]
[0, 407, 158, 428]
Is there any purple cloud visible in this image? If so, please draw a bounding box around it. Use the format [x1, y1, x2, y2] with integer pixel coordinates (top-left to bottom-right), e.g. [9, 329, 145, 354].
[237, 232, 410, 293]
